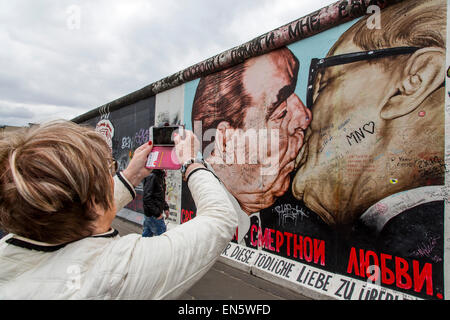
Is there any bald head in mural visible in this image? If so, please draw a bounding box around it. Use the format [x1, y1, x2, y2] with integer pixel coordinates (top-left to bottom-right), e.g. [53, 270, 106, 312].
[192, 47, 312, 214]
[292, 0, 447, 227]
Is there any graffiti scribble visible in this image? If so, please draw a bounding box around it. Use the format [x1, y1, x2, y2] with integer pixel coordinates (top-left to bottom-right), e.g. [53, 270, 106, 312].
[273, 204, 309, 227]
[410, 234, 442, 263]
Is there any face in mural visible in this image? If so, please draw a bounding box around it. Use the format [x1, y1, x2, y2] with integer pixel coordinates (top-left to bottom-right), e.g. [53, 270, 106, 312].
[292, 0, 446, 226]
[195, 48, 312, 214]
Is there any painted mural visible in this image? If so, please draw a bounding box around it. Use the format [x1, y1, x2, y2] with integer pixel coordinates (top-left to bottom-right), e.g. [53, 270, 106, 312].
[75, 0, 450, 300]
[180, 0, 448, 300]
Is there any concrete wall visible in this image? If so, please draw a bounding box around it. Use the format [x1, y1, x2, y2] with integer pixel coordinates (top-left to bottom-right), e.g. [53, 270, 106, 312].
[75, 0, 450, 300]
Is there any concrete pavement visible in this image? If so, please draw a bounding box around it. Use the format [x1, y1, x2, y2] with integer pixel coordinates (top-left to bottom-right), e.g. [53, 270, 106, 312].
[111, 216, 310, 300]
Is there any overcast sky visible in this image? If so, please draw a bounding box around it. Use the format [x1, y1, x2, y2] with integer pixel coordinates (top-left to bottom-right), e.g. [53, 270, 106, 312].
[0, 0, 336, 126]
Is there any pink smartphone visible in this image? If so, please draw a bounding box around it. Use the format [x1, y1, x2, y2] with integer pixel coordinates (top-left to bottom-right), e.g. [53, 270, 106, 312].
[145, 125, 182, 170]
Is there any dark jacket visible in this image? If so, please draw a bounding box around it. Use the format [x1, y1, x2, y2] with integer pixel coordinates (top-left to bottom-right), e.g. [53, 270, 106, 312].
[143, 170, 169, 217]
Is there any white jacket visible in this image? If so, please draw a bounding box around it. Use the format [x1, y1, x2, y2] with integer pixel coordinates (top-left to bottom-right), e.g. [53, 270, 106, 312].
[0, 169, 237, 299]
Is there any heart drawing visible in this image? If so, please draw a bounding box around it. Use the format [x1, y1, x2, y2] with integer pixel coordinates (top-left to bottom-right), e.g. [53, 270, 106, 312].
[363, 121, 375, 134]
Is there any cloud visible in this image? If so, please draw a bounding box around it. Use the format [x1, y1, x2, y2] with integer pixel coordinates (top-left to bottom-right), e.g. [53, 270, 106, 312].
[0, 103, 34, 119]
[0, 99, 85, 126]
[0, 0, 336, 126]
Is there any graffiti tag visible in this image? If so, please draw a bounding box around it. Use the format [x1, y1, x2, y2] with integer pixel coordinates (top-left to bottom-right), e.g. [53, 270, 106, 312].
[346, 121, 375, 146]
[273, 204, 308, 227]
[134, 128, 149, 146]
[121, 136, 133, 150]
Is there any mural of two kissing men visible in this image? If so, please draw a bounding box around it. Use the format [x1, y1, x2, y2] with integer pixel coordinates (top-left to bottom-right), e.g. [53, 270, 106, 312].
[184, 0, 447, 299]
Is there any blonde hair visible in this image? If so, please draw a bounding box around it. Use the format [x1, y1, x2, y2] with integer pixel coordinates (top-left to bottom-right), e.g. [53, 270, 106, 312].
[0, 120, 114, 243]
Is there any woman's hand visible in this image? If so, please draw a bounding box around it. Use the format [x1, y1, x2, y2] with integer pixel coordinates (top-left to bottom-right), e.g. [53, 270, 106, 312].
[122, 141, 154, 187]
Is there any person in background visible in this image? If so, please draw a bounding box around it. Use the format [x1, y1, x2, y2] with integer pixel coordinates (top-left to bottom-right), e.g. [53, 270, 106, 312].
[0, 120, 237, 299]
[142, 169, 170, 237]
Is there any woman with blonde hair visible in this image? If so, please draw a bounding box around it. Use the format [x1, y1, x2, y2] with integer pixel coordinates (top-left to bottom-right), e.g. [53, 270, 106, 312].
[0, 120, 237, 299]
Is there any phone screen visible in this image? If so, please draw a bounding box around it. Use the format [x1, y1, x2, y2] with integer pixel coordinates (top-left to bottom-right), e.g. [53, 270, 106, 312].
[152, 126, 179, 146]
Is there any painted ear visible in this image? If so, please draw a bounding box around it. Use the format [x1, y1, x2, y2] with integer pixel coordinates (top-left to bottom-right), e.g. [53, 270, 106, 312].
[380, 48, 445, 120]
